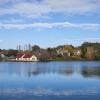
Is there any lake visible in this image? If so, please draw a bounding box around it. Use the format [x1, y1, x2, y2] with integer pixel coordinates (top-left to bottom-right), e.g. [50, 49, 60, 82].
[0, 61, 100, 100]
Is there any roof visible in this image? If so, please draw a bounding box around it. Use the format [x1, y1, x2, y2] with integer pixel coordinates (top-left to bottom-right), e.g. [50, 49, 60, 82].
[16, 54, 36, 58]
[16, 54, 24, 58]
[0, 54, 6, 58]
[23, 54, 33, 58]
[9, 55, 16, 58]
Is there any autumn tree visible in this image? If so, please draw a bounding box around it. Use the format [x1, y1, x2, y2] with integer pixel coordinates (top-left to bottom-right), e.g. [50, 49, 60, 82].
[85, 47, 94, 60]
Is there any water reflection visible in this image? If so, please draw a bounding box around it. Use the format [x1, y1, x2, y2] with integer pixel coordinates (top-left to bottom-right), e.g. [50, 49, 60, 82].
[27, 66, 74, 77]
[28, 66, 100, 78]
[0, 62, 100, 78]
[81, 67, 100, 77]
[0, 61, 100, 98]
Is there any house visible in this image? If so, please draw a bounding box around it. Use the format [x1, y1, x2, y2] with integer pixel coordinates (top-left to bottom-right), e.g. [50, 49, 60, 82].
[16, 54, 38, 61]
[0, 54, 6, 59]
[57, 48, 71, 57]
[74, 49, 81, 56]
[16, 54, 25, 61]
[7, 55, 16, 60]
[23, 54, 38, 61]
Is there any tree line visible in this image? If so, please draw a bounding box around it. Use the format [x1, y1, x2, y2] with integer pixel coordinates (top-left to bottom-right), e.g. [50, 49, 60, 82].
[0, 42, 100, 61]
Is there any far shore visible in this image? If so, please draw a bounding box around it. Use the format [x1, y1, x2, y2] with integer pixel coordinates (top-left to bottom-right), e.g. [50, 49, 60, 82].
[0, 59, 100, 62]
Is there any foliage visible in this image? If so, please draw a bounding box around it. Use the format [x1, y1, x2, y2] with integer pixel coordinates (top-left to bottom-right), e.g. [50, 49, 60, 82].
[32, 45, 40, 52]
[81, 42, 100, 60]
[0, 42, 100, 60]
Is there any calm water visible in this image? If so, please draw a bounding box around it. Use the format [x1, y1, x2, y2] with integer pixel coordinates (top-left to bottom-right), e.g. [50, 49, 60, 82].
[0, 61, 100, 100]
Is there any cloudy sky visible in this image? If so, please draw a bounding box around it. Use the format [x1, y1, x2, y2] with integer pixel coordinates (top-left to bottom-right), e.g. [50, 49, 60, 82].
[0, 0, 100, 49]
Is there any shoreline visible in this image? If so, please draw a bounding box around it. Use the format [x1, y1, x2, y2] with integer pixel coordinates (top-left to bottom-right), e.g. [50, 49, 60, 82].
[0, 59, 100, 62]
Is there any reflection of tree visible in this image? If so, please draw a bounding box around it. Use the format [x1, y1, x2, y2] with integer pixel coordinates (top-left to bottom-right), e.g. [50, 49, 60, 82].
[28, 70, 40, 77]
[27, 66, 73, 77]
[59, 67, 73, 76]
[81, 67, 100, 77]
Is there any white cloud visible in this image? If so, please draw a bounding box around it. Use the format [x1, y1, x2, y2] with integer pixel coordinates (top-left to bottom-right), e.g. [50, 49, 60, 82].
[0, 22, 100, 30]
[0, 0, 100, 18]
[0, 19, 24, 23]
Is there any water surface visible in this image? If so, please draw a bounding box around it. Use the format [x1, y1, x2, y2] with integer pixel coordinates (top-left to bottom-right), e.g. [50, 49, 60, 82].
[0, 61, 100, 100]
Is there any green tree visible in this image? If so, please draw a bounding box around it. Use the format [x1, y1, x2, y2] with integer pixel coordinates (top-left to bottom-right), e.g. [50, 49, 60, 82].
[32, 45, 40, 52]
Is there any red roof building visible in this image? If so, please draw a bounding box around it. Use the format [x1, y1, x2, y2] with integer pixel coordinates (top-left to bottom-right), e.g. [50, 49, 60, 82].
[23, 54, 33, 58]
[16, 54, 38, 61]
[16, 54, 25, 58]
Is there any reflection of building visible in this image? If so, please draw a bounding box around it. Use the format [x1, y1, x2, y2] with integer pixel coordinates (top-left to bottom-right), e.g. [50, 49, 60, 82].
[16, 54, 38, 61]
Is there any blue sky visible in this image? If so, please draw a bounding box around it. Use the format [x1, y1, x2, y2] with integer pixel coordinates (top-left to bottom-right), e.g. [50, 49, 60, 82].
[0, 0, 100, 49]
